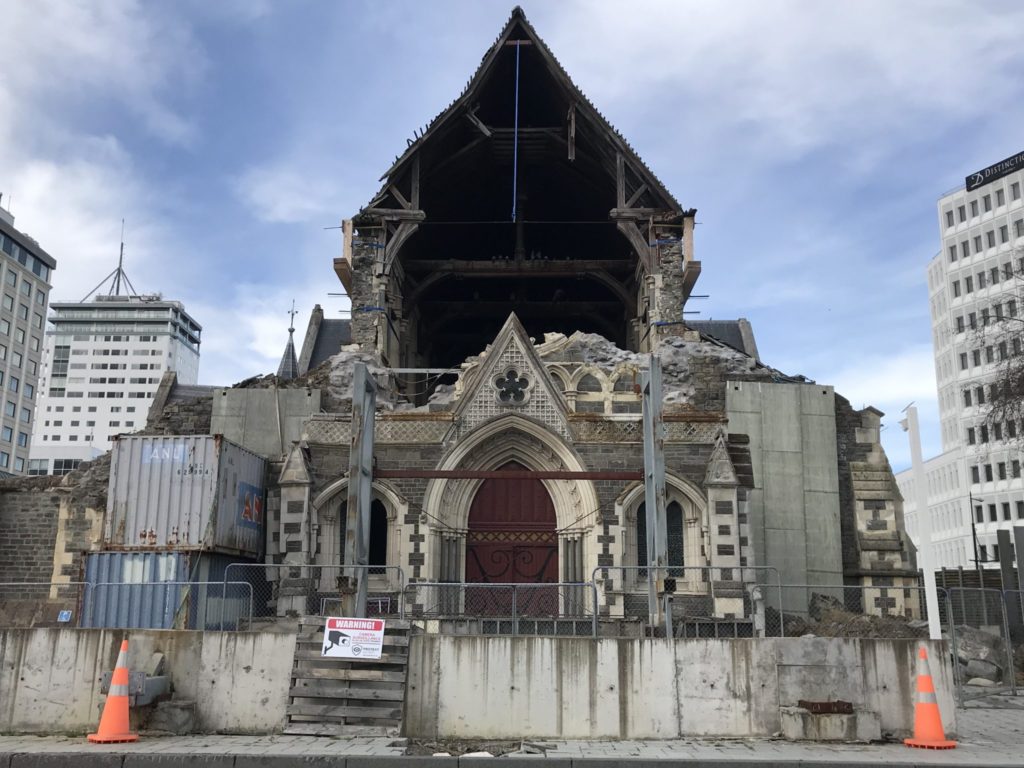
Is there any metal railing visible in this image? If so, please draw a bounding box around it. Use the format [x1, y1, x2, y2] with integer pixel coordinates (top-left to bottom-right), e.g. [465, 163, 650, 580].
[82, 581, 254, 631]
[944, 587, 1018, 705]
[591, 565, 785, 637]
[406, 581, 597, 636]
[223, 563, 407, 619]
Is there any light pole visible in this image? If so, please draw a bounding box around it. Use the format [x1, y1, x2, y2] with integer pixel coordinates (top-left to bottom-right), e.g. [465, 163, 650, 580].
[967, 491, 989, 626]
[900, 404, 942, 640]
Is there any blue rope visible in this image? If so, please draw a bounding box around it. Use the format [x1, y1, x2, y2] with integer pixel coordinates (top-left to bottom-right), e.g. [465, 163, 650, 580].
[511, 40, 521, 222]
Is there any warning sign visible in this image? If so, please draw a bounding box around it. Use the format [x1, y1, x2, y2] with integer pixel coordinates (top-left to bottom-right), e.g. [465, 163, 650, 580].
[321, 617, 385, 660]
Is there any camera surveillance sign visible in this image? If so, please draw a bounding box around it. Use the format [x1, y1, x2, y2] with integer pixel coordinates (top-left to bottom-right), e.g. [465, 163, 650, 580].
[321, 617, 385, 660]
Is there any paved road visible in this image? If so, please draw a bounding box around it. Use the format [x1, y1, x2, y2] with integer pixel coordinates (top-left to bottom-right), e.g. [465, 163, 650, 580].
[1, 706, 1022, 766]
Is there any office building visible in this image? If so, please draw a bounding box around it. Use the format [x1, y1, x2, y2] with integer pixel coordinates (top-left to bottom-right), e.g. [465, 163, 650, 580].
[897, 149, 1024, 567]
[0, 199, 56, 475]
[28, 293, 201, 475]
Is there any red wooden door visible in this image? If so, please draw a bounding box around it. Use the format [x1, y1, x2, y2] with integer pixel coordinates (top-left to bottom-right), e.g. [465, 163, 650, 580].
[466, 461, 558, 616]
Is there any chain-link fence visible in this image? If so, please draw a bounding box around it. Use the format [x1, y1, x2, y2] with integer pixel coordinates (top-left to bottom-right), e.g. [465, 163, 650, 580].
[0, 581, 86, 628]
[223, 563, 406, 620]
[406, 581, 596, 636]
[945, 587, 1018, 705]
[81, 581, 253, 630]
[591, 565, 784, 638]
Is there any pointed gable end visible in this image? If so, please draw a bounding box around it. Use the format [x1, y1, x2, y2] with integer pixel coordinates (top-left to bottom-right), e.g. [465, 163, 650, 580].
[453, 313, 570, 440]
[704, 433, 738, 487]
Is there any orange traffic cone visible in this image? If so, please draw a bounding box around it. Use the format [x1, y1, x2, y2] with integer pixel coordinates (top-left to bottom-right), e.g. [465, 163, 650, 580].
[904, 645, 956, 749]
[88, 639, 139, 743]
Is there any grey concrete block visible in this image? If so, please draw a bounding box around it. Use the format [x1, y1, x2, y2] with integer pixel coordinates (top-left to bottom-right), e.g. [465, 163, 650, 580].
[236, 758, 343, 768]
[122, 757, 233, 768]
[347, 758, 452, 768]
[11, 756, 123, 768]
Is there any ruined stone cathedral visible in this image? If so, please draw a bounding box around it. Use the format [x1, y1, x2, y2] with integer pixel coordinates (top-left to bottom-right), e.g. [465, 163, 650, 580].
[0, 8, 918, 633]
[205, 7, 913, 627]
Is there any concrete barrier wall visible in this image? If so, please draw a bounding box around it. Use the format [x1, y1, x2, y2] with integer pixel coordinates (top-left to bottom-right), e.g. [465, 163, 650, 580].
[404, 636, 956, 739]
[0, 629, 295, 734]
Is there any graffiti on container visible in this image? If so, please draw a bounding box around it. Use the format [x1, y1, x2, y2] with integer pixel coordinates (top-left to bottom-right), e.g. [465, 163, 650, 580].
[238, 482, 264, 530]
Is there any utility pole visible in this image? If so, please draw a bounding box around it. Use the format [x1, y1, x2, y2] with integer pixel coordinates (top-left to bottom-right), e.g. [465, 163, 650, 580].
[900, 404, 941, 639]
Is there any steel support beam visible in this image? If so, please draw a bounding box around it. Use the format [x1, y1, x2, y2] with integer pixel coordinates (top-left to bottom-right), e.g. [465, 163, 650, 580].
[344, 363, 377, 618]
[374, 469, 642, 480]
[642, 354, 668, 630]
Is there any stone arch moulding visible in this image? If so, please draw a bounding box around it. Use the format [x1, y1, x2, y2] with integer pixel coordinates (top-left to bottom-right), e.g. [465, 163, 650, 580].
[423, 414, 601, 581]
[310, 478, 408, 589]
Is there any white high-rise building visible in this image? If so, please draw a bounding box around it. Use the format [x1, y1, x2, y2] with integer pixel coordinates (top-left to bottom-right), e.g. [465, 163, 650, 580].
[897, 150, 1024, 569]
[28, 292, 201, 475]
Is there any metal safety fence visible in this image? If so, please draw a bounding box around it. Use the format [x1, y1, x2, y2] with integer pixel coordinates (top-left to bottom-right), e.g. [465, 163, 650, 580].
[82, 581, 254, 631]
[591, 565, 785, 638]
[944, 587, 1018, 705]
[405, 581, 596, 636]
[223, 563, 407, 620]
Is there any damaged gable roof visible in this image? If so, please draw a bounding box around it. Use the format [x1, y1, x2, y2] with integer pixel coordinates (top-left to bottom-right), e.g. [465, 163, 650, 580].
[365, 6, 685, 214]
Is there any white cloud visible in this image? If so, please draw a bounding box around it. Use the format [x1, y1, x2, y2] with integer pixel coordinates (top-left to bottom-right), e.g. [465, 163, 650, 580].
[188, 279, 340, 386]
[541, 0, 1024, 164]
[233, 164, 343, 225]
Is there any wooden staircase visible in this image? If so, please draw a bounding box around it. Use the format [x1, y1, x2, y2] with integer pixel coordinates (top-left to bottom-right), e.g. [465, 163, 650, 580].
[284, 616, 411, 736]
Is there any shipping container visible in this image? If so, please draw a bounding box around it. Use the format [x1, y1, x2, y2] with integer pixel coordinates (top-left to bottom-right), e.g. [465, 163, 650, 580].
[80, 551, 266, 630]
[106, 435, 266, 559]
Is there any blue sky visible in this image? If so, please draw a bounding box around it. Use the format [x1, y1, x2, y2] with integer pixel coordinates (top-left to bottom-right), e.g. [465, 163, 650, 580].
[3, 0, 1024, 471]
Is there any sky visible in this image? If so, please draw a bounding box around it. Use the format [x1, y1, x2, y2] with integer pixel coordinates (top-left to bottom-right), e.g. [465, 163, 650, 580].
[3, 0, 1024, 471]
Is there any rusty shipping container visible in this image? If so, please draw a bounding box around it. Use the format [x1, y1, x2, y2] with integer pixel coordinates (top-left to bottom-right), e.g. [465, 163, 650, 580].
[105, 435, 267, 558]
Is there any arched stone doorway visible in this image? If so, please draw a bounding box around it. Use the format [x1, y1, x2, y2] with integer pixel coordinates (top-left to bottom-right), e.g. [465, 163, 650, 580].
[466, 461, 559, 584]
[465, 460, 559, 616]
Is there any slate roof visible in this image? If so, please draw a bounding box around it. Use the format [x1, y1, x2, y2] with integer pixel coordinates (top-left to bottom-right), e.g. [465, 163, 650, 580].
[308, 319, 352, 370]
[688, 321, 752, 357]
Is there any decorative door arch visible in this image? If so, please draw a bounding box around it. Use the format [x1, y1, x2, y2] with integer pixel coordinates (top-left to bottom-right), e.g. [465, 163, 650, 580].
[466, 460, 558, 615]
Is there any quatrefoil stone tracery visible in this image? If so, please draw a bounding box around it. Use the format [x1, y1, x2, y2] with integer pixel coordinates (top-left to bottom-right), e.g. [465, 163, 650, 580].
[494, 368, 532, 405]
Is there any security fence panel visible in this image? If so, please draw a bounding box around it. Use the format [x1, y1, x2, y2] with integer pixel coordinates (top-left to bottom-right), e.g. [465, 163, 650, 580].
[223, 563, 406, 620]
[946, 587, 1017, 704]
[82, 581, 252, 630]
[591, 565, 784, 638]
[405, 581, 597, 636]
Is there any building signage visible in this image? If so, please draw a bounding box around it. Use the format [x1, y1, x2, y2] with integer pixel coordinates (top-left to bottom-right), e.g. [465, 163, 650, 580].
[966, 150, 1024, 192]
[321, 617, 385, 659]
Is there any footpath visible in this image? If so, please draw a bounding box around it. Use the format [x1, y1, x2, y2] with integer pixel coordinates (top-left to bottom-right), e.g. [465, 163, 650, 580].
[1, 707, 1023, 767]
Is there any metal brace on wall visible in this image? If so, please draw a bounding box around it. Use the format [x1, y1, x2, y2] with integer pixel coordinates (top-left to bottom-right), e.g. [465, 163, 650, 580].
[344, 363, 377, 617]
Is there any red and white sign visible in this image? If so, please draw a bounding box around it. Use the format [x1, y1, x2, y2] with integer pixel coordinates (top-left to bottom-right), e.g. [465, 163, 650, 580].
[321, 617, 385, 660]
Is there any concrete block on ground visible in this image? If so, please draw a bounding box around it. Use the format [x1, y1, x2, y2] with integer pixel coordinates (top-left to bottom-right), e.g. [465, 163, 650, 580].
[236, 757, 345, 768]
[146, 700, 196, 735]
[123, 756, 234, 768]
[779, 706, 881, 742]
[347, 758, 452, 768]
[11, 756, 123, 768]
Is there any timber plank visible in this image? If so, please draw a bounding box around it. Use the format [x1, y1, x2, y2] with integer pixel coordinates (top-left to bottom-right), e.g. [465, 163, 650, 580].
[283, 723, 397, 736]
[289, 682, 405, 701]
[296, 633, 410, 646]
[292, 650, 407, 664]
[287, 703, 402, 720]
[291, 667, 406, 683]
